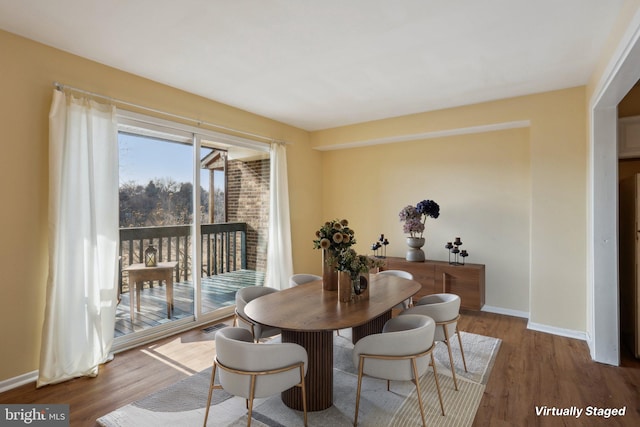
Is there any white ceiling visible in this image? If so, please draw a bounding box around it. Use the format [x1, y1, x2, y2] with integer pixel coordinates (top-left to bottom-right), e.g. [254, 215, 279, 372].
[0, 0, 624, 131]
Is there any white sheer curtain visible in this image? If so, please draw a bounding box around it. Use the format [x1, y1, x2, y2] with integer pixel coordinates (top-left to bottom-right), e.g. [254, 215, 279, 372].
[38, 90, 119, 387]
[265, 142, 293, 290]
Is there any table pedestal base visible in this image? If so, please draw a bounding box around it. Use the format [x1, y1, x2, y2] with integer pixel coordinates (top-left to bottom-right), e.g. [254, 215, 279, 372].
[280, 310, 392, 412]
[352, 311, 391, 344]
[281, 330, 333, 411]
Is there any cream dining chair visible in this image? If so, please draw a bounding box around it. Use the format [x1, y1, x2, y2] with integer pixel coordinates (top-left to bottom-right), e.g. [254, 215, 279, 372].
[289, 273, 322, 287]
[234, 286, 281, 342]
[203, 327, 308, 427]
[376, 269, 414, 309]
[352, 314, 445, 426]
[400, 293, 468, 390]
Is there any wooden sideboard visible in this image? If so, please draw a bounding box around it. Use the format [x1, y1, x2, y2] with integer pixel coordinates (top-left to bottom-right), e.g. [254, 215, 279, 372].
[380, 257, 485, 310]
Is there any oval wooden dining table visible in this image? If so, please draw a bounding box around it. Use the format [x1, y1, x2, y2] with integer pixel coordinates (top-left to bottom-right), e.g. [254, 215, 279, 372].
[244, 274, 421, 411]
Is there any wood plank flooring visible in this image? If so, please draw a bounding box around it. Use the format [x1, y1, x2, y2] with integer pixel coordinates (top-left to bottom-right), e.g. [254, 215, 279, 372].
[1, 310, 639, 426]
[470, 312, 640, 426]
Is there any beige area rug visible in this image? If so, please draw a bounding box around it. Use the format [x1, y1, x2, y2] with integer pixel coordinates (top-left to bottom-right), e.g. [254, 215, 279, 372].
[97, 331, 500, 427]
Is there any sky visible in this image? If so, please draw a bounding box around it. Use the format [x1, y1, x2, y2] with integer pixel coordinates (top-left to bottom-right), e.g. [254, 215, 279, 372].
[119, 133, 211, 186]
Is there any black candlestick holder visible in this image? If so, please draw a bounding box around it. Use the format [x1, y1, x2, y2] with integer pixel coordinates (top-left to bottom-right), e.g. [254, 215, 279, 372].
[445, 237, 469, 265]
[371, 234, 389, 258]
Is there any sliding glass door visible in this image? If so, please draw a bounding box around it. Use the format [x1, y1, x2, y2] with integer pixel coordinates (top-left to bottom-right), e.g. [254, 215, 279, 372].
[114, 111, 269, 347]
[117, 129, 195, 338]
[198, 139, 269, 316]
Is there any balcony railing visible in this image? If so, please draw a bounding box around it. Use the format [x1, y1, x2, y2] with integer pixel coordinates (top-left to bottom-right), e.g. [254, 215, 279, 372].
[118, 222, 248, 294]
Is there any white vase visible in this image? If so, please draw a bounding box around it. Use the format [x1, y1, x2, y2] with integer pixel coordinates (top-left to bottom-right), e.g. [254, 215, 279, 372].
[406, 237, 426, 262]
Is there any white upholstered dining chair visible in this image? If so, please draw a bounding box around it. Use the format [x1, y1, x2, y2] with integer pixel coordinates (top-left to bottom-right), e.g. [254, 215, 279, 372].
[400, 293, 468, 390]
[289, 273, 322, 287]
[203, 327, 308, 427]
[234, 286, 281, 342]
[352, 314, 445, 426]
[376, 269, 414, 309]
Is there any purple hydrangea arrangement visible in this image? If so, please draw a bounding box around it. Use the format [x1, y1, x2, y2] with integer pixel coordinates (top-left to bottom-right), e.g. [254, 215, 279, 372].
[399, 199, 440, 238]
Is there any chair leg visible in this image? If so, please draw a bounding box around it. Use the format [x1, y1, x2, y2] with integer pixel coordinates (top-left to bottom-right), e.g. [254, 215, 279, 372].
[411, 357, 427, 427]
[203, 363, 218, 427]
[354, 357, 365, 426]
[430, 352, 445, 416]
[250, 323, 258, 343]
[299, 365, 308, 427]
[443, 327, 459, 391]
[247, 375, 257, 427]
[456, 328, 468, 372]
[235, 313, 259, 342]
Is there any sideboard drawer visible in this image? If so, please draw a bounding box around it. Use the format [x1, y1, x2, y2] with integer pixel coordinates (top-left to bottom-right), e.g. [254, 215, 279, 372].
[384, 257, 435, 300]
[434, 263, 485, 310]
[381, 257, 485, 310]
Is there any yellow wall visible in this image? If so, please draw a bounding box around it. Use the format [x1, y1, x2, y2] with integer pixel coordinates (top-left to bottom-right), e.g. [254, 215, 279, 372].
[312, 87, 587, 329]
[319, 129, 531, 311]
[0, 29, 321, 382]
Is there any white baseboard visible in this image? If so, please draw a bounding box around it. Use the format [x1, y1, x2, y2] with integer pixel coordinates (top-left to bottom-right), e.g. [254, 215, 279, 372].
[0, 370, 38, 394]
[586, 330, 596, 360]
[481, 305, 529, 319]
[527, 321, 588, 341]
[481, 305, 587, 341]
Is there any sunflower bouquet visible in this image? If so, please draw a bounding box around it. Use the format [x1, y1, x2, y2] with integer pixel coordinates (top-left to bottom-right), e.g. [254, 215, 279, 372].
[313, 219, 356, 262]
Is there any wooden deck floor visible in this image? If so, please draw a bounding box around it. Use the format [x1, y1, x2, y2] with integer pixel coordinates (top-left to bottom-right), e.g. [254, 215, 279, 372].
[115, 269, 264, 337]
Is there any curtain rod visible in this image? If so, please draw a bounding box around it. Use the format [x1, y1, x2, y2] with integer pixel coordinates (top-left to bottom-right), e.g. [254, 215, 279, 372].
[53, 81, 277, 143]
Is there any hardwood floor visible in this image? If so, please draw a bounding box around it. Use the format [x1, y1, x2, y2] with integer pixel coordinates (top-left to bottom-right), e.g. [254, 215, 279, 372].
[1, 310, 638, 426]
[468, 311, 640, 427]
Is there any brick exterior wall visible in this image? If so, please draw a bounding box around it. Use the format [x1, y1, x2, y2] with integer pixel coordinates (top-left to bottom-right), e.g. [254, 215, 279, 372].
[226, 158, 270, 272]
